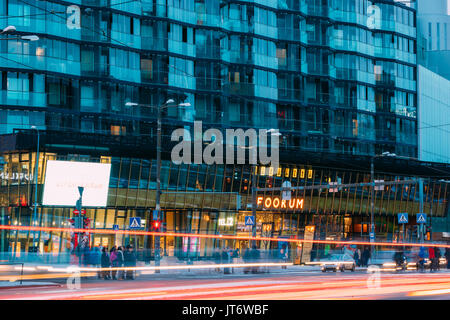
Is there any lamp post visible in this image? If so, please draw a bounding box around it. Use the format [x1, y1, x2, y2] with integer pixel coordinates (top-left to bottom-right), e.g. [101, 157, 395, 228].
[371, 152, 420, 244]
[125, 99, 190, 272]
[245, 129, 281, 249]
[30, 126, 40, 248]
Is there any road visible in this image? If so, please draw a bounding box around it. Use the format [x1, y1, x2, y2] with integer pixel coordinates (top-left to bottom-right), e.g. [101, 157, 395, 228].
[1, 270, 450, 300]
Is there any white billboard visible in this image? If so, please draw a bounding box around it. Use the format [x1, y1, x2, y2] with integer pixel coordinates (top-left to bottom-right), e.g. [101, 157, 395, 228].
[42, 160, 111, 207]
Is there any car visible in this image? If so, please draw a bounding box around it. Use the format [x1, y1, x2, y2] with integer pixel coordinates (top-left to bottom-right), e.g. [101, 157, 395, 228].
[319, 254, 356, 272]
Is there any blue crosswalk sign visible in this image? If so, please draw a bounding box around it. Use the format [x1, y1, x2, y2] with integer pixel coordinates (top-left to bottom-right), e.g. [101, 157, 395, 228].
[398, 213, 408, 224]
[129, 217, 142, 229]
[113, 224, 119, 231]
[416, 213, 427, 224]
[245, 216, 255, 226]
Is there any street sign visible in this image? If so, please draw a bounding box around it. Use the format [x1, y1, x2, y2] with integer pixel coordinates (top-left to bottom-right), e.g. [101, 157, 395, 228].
[153, 210, 158, 220]
[416, 213, 427, 224]
[113, 224, 119, 231]
[73, 209, 86, 215]
[398, 213, 408, 224]
[369, 232, 375, 241]
[245, 215, 255, 226]
[129, 217, 142, 229]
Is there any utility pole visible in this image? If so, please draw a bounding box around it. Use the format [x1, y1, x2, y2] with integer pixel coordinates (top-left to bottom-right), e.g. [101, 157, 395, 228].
[76, 186, 84, 266]
[419, 179, 424, 243]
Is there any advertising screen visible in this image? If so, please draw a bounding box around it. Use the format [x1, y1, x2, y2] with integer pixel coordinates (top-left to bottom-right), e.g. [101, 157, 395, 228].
[42, 160, 111, 207]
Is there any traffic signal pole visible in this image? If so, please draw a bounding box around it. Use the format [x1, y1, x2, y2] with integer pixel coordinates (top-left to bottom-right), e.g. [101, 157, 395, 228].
[155, 104, 162, 273]
[251, 165, 257, 248]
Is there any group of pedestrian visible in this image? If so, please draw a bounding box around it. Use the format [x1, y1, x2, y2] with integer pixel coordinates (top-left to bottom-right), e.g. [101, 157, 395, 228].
[353, 247, 371, 267]
[243, 245, 261, 274]
[100, 245, 137, 280]
[213, 247, 236, 274]
[428, 246, 442, 272]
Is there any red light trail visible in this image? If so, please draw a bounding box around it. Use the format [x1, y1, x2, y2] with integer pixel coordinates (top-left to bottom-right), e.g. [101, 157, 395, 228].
[1, 224, 449, 248]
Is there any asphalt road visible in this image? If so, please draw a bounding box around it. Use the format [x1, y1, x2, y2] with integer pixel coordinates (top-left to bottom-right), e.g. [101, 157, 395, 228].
[1, 270, 450, 300]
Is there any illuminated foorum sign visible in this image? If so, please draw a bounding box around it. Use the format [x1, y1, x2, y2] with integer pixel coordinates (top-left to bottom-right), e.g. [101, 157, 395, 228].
[257, 196, 304, 210]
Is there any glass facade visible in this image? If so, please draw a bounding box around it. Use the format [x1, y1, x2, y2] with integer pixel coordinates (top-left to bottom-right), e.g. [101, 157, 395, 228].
[0, 0, 417, 157]
[1, 150, 448, 260]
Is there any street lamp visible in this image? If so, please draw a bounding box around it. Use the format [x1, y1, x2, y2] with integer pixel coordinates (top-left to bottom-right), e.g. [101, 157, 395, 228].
[0, 26, 39, 41]
[30, 126, 40, 248]
[1, 26, 16, 33]
[125, 99, 190, 271]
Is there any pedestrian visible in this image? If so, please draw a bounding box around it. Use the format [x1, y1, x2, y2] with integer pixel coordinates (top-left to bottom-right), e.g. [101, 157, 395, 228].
[445, 247, 450, 269]
[434, 247, 441, 271]
[353, 249, 360, 267]
[251, 245, 260, 274]
[90, 246, 102, 279]
[222, 247, 231, 274]
[428, 247, 435, 272]
[124, 245, 137, 280]
[116, 246, 125, 280]
[243, 245, 251, 274]
[213, 248, 221, 273]
[101, 247, 111, 280]
[362, 247, 371, 267]
[280, 244, 288, 269]
[110, 246, 118, 280]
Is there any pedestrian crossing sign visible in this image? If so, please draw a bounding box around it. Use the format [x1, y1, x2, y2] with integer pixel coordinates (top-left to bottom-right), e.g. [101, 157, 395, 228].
[129, 217, 142, 229]
[416, 213, 427, 224]
[397, 213, 408, 224]
[245, 216, 255, 226]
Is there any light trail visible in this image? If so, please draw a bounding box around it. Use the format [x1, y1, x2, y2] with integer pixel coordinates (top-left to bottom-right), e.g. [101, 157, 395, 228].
[1, 224, 449, 249]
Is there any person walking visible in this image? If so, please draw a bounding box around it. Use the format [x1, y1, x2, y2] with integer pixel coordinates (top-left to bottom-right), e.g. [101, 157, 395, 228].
[213, 248, 221, 273]
[444, 247, 450, 269]
[353, 248, 360, 267]
[124, 245, 137, 280]
[243, 245, 251, 274]
[101, 247, 111, 280]
[222, 247, 231, 274]
[434, 247, 441, 271]
[362, 247, 371, 267]
[418, 246, 426, 272]
[428, 247, 435, 272]
[251, 245, 260, 274]
[110, 246, 118, 280]
[90, 246, 102, 279]
[116, 246, 125, 280]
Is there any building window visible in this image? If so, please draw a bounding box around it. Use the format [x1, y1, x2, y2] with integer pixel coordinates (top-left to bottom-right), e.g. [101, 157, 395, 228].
[437, 22, 440, 50]
[111, 125, 126, 136]
[445, 23, 448, 50]
[140, 58, 153, 80]
[182, 27, 188, 43]
[428, 22, 432, 50]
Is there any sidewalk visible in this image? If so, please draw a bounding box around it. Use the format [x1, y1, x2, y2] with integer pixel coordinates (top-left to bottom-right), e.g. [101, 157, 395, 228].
[0, 281, 61, 290]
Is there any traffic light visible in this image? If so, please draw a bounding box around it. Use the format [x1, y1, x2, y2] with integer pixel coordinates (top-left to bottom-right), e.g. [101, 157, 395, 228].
[83, 216, 90, 229]
[152, 220, 161, 231]
[426, 225, 432, 241]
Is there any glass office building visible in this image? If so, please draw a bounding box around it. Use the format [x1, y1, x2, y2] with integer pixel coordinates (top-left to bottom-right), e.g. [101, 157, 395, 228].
[1, 0, 448, 261]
